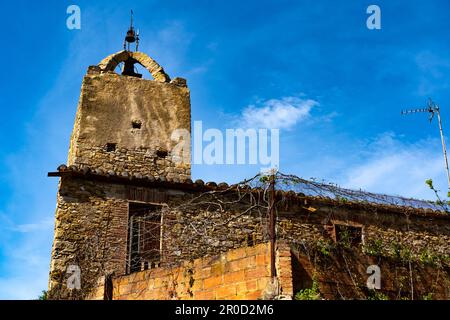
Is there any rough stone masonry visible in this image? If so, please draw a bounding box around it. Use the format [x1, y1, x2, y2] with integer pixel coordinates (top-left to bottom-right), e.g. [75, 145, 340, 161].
[48, 50, 192, 298]
[48, 49, 450, 300]
[68, 51, 191, 181]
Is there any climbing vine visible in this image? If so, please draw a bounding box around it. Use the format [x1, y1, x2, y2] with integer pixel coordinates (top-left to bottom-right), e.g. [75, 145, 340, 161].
[49, 171, 449, 300]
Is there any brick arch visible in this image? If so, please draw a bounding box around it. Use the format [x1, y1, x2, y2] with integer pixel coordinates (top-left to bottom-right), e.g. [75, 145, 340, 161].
[98, 51, 171, 82]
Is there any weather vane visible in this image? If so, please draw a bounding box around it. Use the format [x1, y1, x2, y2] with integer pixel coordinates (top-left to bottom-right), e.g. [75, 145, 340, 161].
[401, 98, 450, 193]
[123, 10, 140, 52]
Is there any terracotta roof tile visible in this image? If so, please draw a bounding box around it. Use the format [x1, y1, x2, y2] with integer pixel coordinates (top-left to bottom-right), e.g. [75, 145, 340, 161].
[48, 164, 449, 218]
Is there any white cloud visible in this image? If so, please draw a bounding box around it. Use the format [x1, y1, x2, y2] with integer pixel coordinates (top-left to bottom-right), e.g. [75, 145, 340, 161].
[10, 218, 54, 234]
[239, 96, 318, 129]
[0, 214, 53, 234]
[414, 51, 450, 96]
[341, 133, 447, 200]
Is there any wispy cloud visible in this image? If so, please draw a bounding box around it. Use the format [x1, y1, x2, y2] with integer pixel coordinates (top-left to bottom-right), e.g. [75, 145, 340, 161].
[341, 133, 446, 200]
[10, 218, 54, 234]
[238, 96, 318, 129]
[415, 51, 450, 96]
[0, 214, 53, 234]
[140, 21, 194, 76]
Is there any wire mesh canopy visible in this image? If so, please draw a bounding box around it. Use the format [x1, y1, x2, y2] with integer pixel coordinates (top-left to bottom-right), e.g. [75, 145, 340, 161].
[242, 172, 449, 212]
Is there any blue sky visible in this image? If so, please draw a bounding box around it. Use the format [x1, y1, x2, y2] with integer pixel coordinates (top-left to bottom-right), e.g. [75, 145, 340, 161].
[1, 0, 450, 299]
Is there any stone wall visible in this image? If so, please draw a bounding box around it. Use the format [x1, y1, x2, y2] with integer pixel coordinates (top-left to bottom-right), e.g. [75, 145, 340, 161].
[48, 178, 130, 299]
[87, 237, 449, 300]
[48, 176, 450, 300]
[48, 177, 263, 300]
[291, 248, 449, 300]
[276, 198, 450, 262]
[67, 70, 191, 180]
[111, 243, 291, 300]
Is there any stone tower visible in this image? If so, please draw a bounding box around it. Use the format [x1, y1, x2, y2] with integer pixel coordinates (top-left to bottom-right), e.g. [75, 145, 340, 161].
[68, 50, 191, 180]
[48, 48, 191, 299]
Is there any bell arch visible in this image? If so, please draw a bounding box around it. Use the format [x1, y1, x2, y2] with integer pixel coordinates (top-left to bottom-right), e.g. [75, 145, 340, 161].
[98, 50, 171, 82]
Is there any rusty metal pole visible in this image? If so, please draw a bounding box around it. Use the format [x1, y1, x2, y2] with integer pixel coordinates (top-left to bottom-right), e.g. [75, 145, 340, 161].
[268, 172, 276, 278]
[435, 107, 450, 192]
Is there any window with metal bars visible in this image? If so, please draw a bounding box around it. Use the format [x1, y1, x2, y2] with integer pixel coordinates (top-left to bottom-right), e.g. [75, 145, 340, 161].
[333, 223, 363, 247]
[127, 202, 163, 274]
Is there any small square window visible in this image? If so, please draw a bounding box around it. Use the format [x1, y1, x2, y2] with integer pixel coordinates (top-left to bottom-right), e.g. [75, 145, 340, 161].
[156, 149, 168, 158]
[106, 143, 117, 152]
[132, 120, 142, 129]
[334, 224, 362, 247]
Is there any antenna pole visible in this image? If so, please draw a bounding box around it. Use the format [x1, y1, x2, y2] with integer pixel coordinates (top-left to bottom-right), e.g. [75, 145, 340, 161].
[435, 107, 450, 191]
[402, 100, 450, 193]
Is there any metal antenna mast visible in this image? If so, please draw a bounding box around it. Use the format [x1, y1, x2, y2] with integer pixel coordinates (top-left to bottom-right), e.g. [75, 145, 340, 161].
[401, 99, 450, 193]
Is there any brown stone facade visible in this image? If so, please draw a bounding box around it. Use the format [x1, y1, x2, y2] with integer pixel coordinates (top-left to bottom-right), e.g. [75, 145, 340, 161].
[67, 62, 191, 181]
[48, 50, 449, 300]
[48, 172, 450, 300]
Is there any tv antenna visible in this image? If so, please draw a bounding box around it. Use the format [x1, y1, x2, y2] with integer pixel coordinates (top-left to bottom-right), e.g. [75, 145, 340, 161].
[401, 98, 450, 192]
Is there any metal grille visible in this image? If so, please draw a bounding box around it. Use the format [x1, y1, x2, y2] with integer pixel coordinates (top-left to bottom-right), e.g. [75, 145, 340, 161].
[127, 203, 163, 274]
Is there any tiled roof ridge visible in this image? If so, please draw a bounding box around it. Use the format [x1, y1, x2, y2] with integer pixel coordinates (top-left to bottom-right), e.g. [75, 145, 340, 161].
[48, 164, 450, 218]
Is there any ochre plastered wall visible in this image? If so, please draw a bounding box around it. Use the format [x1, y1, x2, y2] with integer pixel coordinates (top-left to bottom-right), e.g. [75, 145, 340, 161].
[67, 68, 191, 181]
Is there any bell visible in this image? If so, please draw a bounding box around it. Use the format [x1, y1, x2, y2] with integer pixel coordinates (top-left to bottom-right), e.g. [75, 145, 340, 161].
[122, 58, 142, 78]
[125, 28, 136, 43]
[123, 11, 139, 52]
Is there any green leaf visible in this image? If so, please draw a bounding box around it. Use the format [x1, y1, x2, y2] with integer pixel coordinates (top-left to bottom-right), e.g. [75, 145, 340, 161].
[38, 290, 48, 300]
